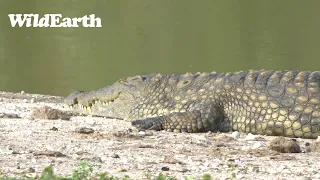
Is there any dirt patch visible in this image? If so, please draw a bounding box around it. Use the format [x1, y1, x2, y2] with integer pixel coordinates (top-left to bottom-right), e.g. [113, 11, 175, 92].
[0, 91, 320, 179]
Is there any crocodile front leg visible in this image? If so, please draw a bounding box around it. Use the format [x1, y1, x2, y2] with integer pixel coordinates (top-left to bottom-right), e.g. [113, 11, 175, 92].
[131, 104, 223, 133]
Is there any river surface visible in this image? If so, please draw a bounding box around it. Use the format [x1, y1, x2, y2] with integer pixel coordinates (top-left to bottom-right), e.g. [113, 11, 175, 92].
[0, 0, 320, 96]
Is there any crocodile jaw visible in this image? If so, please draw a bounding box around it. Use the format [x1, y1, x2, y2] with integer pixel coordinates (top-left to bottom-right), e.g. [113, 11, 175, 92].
[65, 84, 141, 120]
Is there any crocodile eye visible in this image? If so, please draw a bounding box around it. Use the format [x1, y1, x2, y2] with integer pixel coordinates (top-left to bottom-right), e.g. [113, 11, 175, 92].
[118, 78, 127, 83]
[178, 80, 192, 89]
[182, 80, 189, 84]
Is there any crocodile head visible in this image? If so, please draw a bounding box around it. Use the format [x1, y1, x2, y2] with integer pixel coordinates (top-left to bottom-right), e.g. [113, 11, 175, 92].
[65, 72, 218, 121]
[65, 74, 164, 120]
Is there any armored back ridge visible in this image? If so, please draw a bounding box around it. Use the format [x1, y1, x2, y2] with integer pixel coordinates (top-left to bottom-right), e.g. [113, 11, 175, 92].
[65, 70, 320, 139]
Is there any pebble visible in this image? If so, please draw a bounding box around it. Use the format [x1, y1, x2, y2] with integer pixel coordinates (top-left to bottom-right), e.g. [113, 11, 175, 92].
[20, 91, 25, 95]
[116, 168, 127, 172]
[231, 131, 240, 139]
[30, 98, 35, 103]
[161, 166, 170, 171]
[236, 174, 245, 179]
[75, 127, 94, 134]
[269, 137, 301, 153]
[252, 142, 263, 149]
[111, 154, 120, 158]
[28, 167, 35, 173]
[297, 177, 312, 180]
[25, 173, 38, 179]
[244, 133, 257, 141]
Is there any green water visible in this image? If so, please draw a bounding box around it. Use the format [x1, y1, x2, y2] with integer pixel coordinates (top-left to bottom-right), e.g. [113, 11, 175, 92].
[0, 0, 319, 96]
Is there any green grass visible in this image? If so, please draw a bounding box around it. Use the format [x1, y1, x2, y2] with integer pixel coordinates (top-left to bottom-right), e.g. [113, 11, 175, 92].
[0, 161, 214, 180]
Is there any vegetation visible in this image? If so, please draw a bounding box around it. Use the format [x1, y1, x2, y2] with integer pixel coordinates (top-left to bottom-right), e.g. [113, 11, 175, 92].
[0, 161, 214, 180]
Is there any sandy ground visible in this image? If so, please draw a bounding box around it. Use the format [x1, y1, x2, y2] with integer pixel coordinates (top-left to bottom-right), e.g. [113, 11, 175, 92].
[0, 91, 320, 180]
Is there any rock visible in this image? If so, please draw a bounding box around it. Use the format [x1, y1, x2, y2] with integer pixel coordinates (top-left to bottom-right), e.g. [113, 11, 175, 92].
[28, 167, 35, 173]
[310, 141, 320, 153]
[161, 166, 170, 171]
[30, 98, 36, 103]
[33, 150, 66, 157]
[163, 155, 182, 164]
[0, 113, 20, 119]
[50, 127, 59, 131]
[31, 106, 71, 120]
[231, 131, 240, 139]
[244, 133, 258, 141]
[75, 127, 94, 134]
[111, 154, 120, 158]
[269, 137, 301, 153]
[252, 142, 263, 149]
[296, 177, 312, 180]
[116, 168, 127, 172]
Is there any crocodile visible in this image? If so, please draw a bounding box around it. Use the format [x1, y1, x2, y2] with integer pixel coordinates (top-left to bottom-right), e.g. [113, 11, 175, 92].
[65, 70, 320, 139]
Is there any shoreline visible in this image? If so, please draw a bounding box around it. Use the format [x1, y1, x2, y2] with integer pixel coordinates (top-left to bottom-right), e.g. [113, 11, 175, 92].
[0, 91, 319, 179]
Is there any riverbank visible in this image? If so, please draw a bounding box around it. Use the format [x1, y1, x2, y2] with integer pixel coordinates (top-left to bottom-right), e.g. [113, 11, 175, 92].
[0, 91, 319, 179]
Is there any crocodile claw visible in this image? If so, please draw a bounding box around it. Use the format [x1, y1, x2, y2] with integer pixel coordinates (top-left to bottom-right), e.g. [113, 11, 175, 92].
[131, 118, 162, 131]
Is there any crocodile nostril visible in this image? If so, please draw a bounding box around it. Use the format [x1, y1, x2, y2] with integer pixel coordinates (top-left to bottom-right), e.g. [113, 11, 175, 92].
[73, 98, 78, 105]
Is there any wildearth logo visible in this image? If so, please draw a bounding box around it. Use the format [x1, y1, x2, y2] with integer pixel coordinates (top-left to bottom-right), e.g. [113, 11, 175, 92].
[8, 14, 102, 27]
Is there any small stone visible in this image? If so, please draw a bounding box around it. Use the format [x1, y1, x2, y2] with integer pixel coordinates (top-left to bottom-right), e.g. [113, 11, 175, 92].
[252, 142, 263, 149]
[296, 177, 312, 180]
[236, 174, 245, 179]
[0, 113, 20, 119]
[85, 119, 96, 125]
[25, 173, 38, 179]
[23, 99, 28, 103]
[91, 157, 103, 163]
[163, 155, 182, 164]
[305, 142, 312, 153]
[28, 167, 36, 173]
[310, 141, 320, 153]
[138, 144, 153, 148]
[161, 166, 170, 171]
[20, 91, 25, 94]
[75, 127, 94, 134]
[138, 131, 146, 136]
[31, 106, 71, 120]
[179, 168, 188, 172]
[269, 137, 301, 153]
[50, 127, 58, 131]
[30, 98, 35, 103]
[33, 150, 66, 157]
[12, 151, 20, 154]
[116, 168, 127, 172]
[244, 133, 257, 141]
[111, 154, 120, 158]
[231, 131, 240, 139]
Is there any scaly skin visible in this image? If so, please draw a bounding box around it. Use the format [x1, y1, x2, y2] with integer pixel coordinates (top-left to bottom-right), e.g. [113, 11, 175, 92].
[65, 70, 320, 139]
